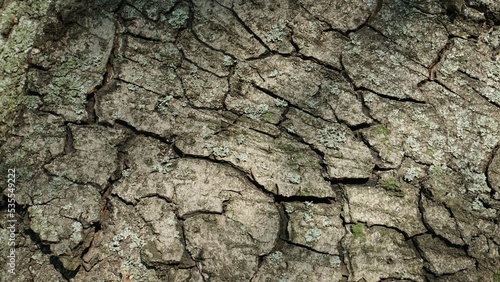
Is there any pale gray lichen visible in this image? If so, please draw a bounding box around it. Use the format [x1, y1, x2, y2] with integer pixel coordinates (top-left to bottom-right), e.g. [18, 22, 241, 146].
[244, 103, 269, 119]
[274, 98, 288, 107]
[304, 201, 314, 209]
[213, 145, 231, 158]
[329, 255, 342, 267]
[284, 203, 295, 213]
[237, 154, 248, 162]
[287, 172, 301, 184]
[168, 8, 189, 29]
[268, 251, 284, 265]
[318, 126, 346, 149]
[403, 166, 419, 182]
[303, 210, 314, 223]
[70, 221, 83, 243]
[304, 227, 322, 243]
[236, 134, 247, 145]
[200, 127, 215, 138]
[265, 20, 287, 43]
[166, 219, 176, 226]
[277, 273, 289, 282]
[222, 55, 235, 66]
[108, 228, 146, 255]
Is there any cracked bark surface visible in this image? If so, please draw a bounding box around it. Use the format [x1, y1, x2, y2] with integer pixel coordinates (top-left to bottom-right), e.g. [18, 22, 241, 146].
[1, 0, 500, 281]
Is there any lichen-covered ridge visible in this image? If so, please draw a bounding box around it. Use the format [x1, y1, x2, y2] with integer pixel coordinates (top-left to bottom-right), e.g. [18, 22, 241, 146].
[1, 0, 499, 281]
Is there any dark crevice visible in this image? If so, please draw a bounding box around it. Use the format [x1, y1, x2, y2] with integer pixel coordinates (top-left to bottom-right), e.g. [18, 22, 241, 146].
[418, 191, 470, 251]
[63, 125, 74, 154]
[137, 193, 174, 204]
[287, 25, 300, 53]
[485, 144, 499, 199]
[39, 109, 65, 119]
[114, 119, 173, 144]
[188, 23, 243, 61]
[25, 228, 78, 281]
[177, 47, 228, 79]
[216, 2, 271, 53]
[327, 177, 370, 185]
[345, 122, 373, 132]
[281, 238, 335, 256]
[27, 63, 51, 72]
[123, 31, 162, 42]
[42, 166, 101, 190]
[356, 86, 426, 104]
[433, 78, 459, 97]
[172, 144, 277, 200]
[245, 125, 279, 139]
[85, 93, 97, 124]
[366, 25, 429, 70]
[297, 2, 350, 37]
[427, 37, 454, 81]
[245, 50, 273, 61]
[114, 77, 164, 96]
[123, 2, 159, 23]
[274, 195, 334, 204]
[469, 84, 500, 108]
[179, 210, 223, 220]
[49, 256, 80, 281]
[293, 52, 342, 73]
[251, 83, 338, 125]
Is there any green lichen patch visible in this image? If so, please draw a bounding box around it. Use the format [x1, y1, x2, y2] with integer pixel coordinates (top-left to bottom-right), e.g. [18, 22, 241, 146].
[351, 222, 365, 239]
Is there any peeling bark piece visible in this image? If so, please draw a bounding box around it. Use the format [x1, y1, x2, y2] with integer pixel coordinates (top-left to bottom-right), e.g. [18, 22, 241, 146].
[225, 197, 280, 253]
[45, 125, 127, 187]
[286, 108, 374, 179]
[253, 244, 344, 281]
[178, 30, 231, 77]
[112, 136, 175, 204]
[421, 195, 465, 245]
[96, 83, 232, 139]
[173, 158, 263, 216]
[192, 0, 267, 60]
[415, 234, 475, 276]
[286, 202, 345, 254]
[27, 176, 100, 271]
[345, 182, 426, 237]
[289, 12, 346, 69]
[83, 198, 170, 281]
[298, 0, 372, 32]
[343, 226, 424, 282]
[178, 61, 227, 109]
[175, 127, 335, 198]
[343, 28, 427, 101]
[184, 212, 278, 281]
[0, 111, 66, 204]
[136, 198, 184, 265]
